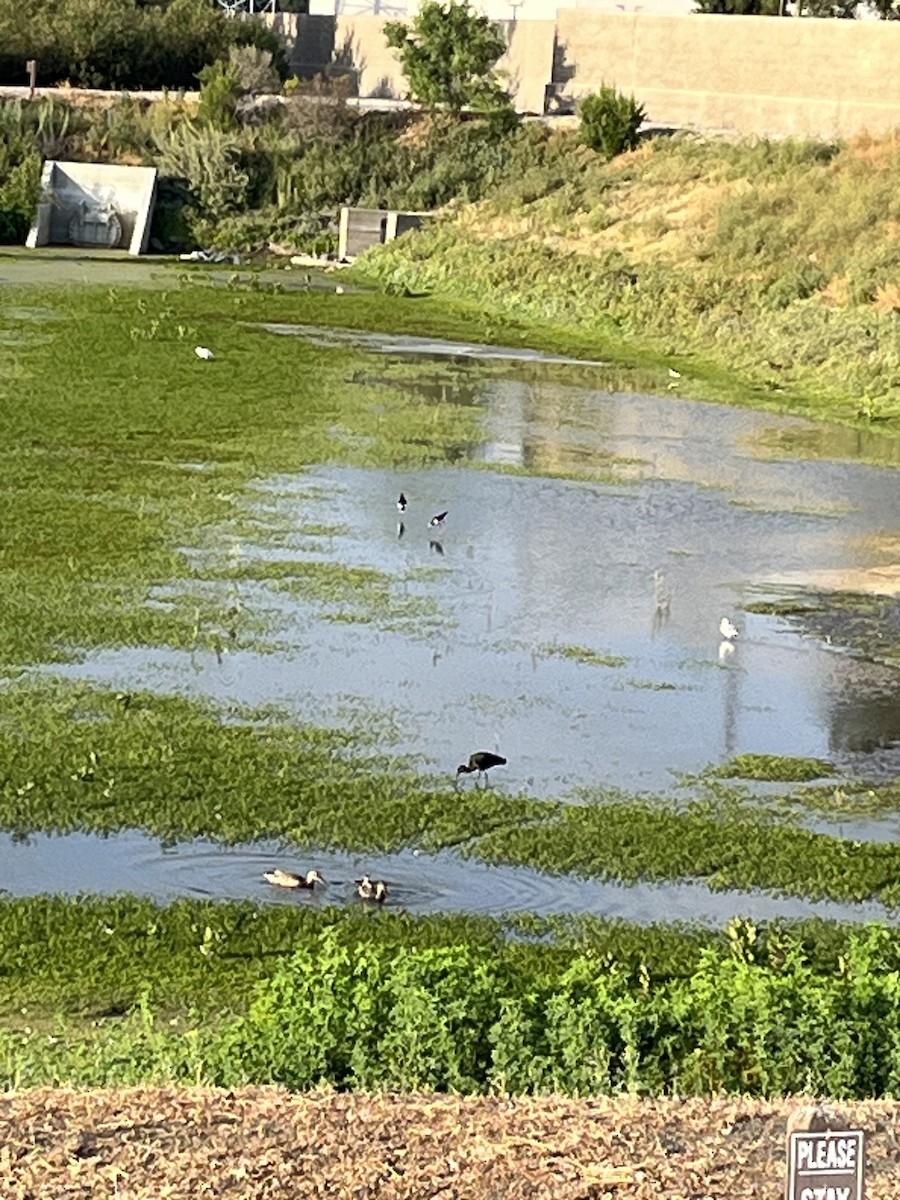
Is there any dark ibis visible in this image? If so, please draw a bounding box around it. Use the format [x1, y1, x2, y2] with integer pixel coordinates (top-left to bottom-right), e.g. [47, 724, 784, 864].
[429, 510, 448, 528]
[264, 868, 325, 890]
[456, 751, 507, 785]
[356, 875, 388, 903]
[397, 493, 407, 512]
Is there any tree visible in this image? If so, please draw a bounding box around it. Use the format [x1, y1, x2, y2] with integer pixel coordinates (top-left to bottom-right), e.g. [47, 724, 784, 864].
[384, 0, 510, 113]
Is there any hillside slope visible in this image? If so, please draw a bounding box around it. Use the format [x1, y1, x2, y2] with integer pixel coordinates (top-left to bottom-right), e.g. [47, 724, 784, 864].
[363, 129, 900, 431]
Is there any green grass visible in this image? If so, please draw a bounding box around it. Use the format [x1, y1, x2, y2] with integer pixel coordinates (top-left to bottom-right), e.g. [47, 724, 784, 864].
[0, 678, 546, 849]
[471, 790, 900, 907]
[0, 675, 898, 908]
[0, 895, 723, 1026]
[0, 271, 897, 974]
[359, 129, 900, 438]
[0, 281, 483, 668]
[3, 902, 900, 1097]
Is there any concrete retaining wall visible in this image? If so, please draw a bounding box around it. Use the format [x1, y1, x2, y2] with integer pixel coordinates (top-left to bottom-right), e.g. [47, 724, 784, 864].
[262, 10, 900, 136]
[553, 12, 900, 137]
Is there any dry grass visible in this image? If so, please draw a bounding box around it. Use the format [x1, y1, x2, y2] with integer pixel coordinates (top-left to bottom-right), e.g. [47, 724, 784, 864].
[3, 1088, 900, 1199]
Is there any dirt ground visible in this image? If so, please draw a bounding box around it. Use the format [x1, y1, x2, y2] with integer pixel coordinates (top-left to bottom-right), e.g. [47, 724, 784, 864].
[2, 1088, 899, 1199]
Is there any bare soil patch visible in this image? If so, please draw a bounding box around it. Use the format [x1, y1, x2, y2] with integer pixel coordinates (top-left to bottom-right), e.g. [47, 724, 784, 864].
[3, 1088, 900, 1199]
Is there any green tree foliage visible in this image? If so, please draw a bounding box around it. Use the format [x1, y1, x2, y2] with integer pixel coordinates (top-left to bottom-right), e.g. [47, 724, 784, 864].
[384, 0, 510, 113]
[693, 0, 784, 12]
[692, 0, 897, 13]
[0, 0, 287, 90]
[578, 86, 646, 160]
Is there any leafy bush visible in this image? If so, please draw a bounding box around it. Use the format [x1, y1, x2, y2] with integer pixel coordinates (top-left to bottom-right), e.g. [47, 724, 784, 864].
[228, 44, 281, 97]
[6, 898, 900, 1097]
[579, 86, 646, 160]
[384, 0, 510, 113]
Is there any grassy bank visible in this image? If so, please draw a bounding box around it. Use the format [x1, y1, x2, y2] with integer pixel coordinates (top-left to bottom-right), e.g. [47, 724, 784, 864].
[361, 130, 900, 431]
[4, 88, 900, 432]
[3, 899, 900, 1097]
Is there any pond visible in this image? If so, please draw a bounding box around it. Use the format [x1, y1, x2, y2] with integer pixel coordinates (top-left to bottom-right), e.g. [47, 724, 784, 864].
[6, 320, 900, 921]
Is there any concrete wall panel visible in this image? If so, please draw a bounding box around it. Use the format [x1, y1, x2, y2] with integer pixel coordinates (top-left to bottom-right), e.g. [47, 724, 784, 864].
[260, 10, 900, 137]
[553, 12, 900, 137]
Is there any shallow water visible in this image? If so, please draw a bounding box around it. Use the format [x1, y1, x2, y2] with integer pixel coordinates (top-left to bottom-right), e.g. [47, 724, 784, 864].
[3, 830, 896, 927]
[9, 323, 900, 921]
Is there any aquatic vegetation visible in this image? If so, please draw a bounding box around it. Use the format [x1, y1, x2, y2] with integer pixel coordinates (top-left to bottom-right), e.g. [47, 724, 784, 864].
[703, 754, 836, 783]
[470, 792, 900, 907]
[0, 282, 514, 668]
[0, 678, 897, 908]
[540, 644, 628, 668]
[0, 679, 546, 850]
[792, 781, 900, 823]
[197, 557, 447, 635]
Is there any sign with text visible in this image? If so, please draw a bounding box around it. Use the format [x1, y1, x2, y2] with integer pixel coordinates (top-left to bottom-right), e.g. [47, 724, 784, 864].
[787, 1130, 865, 1200]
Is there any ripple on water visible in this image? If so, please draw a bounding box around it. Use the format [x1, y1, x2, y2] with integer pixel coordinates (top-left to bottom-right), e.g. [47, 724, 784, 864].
[0, 831, 896, 928]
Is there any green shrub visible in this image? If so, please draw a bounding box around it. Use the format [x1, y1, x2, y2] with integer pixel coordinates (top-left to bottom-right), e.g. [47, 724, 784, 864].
[229, 923, 900, 1096]
[196, 59, 242, 131]
[579, 86, 646, 160]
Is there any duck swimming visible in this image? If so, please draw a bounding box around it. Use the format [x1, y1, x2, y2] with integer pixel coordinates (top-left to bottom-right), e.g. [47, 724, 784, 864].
[263, 868, 325, 890]
[356, 875, 388, 904]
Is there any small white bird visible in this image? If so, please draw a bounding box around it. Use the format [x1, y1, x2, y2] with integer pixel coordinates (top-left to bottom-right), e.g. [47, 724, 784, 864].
[653, 569, 671, 616]
[194, 346, 214, 360]
[335, 285, 345, 295]
[719, 616, 739, 641]
[668, 368, 681, 379]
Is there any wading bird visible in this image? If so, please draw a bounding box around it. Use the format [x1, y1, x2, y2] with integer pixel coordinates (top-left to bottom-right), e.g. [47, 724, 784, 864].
[653, 569, 671, 617]
[397, 493, 407, 512]
[356, 875, 388, 903]
[719, 616, 739, 641]
[263, 868, 325, 890]
[194, 346, 214, 360]
[456, 751, 507, 786]
[429, 510, 448, 529]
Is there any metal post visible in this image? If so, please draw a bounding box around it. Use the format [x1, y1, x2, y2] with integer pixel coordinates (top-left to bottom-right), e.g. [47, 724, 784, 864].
[26, 59, 37, 99]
